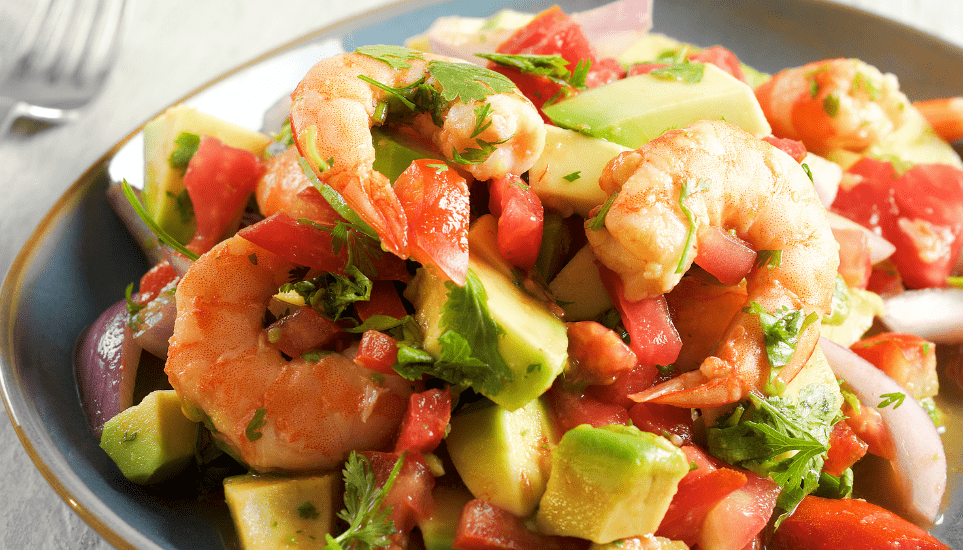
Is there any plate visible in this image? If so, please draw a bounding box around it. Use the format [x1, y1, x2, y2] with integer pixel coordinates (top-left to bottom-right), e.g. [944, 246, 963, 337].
[1, 0, 960, 548]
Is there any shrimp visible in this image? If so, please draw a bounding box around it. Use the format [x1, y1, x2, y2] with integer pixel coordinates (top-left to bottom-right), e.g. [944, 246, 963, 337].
[755, 58, 910, 154]
[255, 145, 312, 218]
[289, 48, 546, 256]
[165, 234, 412, 473]
[587, 120, 839, 408]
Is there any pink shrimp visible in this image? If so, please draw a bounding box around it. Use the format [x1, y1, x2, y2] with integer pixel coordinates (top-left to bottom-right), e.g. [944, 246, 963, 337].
[165, 234, 411, 472]
[587, 120, 839, 408]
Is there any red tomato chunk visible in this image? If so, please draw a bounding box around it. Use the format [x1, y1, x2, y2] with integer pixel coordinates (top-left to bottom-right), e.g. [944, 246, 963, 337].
[394, 388, 451, 455]
[453, 499, 589, 550]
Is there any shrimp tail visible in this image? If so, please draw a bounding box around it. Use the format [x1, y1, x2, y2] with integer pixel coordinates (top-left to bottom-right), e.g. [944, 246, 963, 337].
[630, 370, 744, 409]
[329, 170, 410, 258]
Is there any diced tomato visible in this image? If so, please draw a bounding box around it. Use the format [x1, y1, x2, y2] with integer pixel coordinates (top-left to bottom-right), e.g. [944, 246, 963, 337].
[361, 451, 435, 537]
[266, 306, 343, 358]
[842, 396, 896, 460]
[453, 499, 589, 550]
[354, 280, 408, 322]
[135, 260, 178, 304]
[689, 45, 747, 83]
[395, 159, 470, 285]
[488, 175, 544, 271]
[697, 471, 780, 550]
[822, 420, 869, 476]
[566, 321, 637, 385]
[183, 136, 265, 253]
[866, 262, 904, 298]
[588, 362, 660, 409]
[546, 381, 630, 435]
[287, 185, 345, 227]
[832, 227, 872, 289]
[598, 264, 683, 368]
[487, 65, 568, 123]
[850, 332, 939, 400]
[769, 496, 951, 550]
[627, 401, 693, 444]
[657, 467, 747, 546]
[831, 158, 963, 289]
[354, 330, 400, 374]
[394, 388, 452, 454]
[626, 62, 668, 76]
[693, 226, 757, 285]
[762, 135, 808, 163]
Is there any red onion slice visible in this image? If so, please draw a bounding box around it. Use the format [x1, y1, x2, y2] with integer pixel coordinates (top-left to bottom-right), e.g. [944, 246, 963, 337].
[571, 0, 653, 58]
[881, 288, 963, 344]
[820, 337, 946, 525]
[75, 299, 143, 438]
[804, 152, 842, 207]
[826, 211, 896, 264]
[131, 280, 177, 359]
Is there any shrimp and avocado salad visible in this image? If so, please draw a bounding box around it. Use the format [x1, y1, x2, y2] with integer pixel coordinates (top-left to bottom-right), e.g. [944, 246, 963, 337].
[75, 0, 961, 548]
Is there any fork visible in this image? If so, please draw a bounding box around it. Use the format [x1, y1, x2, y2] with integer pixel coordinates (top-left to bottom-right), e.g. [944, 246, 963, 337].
[0, 0, 130, 134]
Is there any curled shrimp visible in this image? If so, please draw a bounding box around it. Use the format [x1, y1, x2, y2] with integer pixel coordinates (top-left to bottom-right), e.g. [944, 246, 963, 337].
[255, 145, 312, 218]
[587, 120, 839, 408]
[289, 48, 546, 257]
[165, 234, 411, 472]
[755, 58, 910, 154]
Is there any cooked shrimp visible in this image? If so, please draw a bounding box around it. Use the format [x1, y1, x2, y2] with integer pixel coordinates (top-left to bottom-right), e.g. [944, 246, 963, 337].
[255, 145, 313, 218]
[755, 58, 910, 154]
[587, 120, 839, 407]
[914, 96, 963, 143]
[289, 48, 545, 256]
[165, 234, 411, 473]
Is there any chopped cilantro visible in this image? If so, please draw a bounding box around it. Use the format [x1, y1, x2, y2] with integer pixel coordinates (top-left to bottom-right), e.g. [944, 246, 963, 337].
[326, 451, 403, 550]
[245, 408, 267, 442]
[878, 392, 905, 409]
[651, 61, 705, 84]
[470, 103, 494, 139]
[676, 178, 711, 273]
[122, 431, 138, 443]
[168, 132, 200, 169]
[851, 71, 880, 100]
[742, 301, 820, 395]
[427, 59, 517, 104]
[425, 162, 449, 174]
[120, 180, 200, 262]
[822, 93, 840, 118]
[586, 192, 619, 231]
[298, 501, 321, 520]
[125, 282, 146, 317]
[755, 249, 782, 269]
[296, 156, 378, 241]
[477, 52, 589, 90]
[562, 171, 581, 182]
[802, 163, 814, 184]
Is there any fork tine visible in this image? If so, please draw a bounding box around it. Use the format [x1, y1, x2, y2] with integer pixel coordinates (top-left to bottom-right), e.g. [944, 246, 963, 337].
[18, 0, 76, 79]
[50, 0, 102, 84]
[74, 0, 129, 86]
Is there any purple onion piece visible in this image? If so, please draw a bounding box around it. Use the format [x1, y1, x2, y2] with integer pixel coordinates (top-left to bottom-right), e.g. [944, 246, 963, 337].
[820, 337, 947, 525]
[105, 181, 168, 267]
[571, 0, 653, 58]
[882, 288, 963, 344]
[131, 280, 177, 360]
[75, 299, 143, 438]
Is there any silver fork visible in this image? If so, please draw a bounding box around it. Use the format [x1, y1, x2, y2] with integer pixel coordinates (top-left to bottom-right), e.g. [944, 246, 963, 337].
[0, 0, 130, 134]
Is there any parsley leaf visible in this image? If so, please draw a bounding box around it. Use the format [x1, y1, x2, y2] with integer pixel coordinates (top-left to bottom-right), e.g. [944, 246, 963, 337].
[355, 45, 424, 70]
[742, 301, 819, 394]
[676, 178, 711, 273]
[428, 59, 517, 104]
[326, 452, 403, 550]
[168, 132, 200, 169]
[279, 266, 373, 321]
[707, 384, 841, 527]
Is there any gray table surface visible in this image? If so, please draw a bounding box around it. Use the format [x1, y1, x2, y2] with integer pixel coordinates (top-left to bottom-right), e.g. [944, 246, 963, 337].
[1, 0, 961, 548]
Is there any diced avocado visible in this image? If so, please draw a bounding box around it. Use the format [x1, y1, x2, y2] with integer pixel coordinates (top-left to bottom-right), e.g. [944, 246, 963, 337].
[371, 126, 447, 183]
[142, 104, 271, 244]
[543, 63, 771, 149]
[99, 389, 198, 485]
[407, 215, 569, 410]
[534, 211, 572, 283]
[418, 484, 475, 550]
[820, 287, 884, 347]
[535, 424, 689, 543]
[446, 398, 557, 517]
[549, 244, 614, 322]
[866, 106, 963, 168]
[528, 125, 630, 218]
[590, 535, 689, 550]
[224, 472, 340, 550]
[783, 345, 844, 411]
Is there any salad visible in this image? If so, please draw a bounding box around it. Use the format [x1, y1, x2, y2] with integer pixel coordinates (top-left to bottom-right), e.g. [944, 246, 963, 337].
[73, 0, 960, 548]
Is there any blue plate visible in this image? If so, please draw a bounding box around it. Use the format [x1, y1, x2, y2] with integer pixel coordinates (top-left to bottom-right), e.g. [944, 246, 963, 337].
[2, 0, 961, 548]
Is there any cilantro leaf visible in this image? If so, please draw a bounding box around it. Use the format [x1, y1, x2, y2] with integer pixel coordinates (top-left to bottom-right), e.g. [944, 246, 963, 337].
[168, 132, 200, 169]
[296, 155, 378, 241]
[878, 392, 905, 409]
[707, 384, 842, 527]
[355, 45, 424, 70]
[742, 301, 820, 394]
[245, 408, 267, 442]
[427, 59, 517, 104]
[326, 452, 403, 550]
[651, 61, 705, 84]
[477, 52, 588, 90]
[676, 178, 710, 273]
[586, 192, 618, 231]
[120, 180, 200, 262]
[562, 171, 581, 182]
[755, 249, 782, 269]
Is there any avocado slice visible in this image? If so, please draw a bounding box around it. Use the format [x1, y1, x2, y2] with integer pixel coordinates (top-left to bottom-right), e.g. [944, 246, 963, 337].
[446, 397, 557, 517]
[590, 535, 689, 550]
[142, 105, 271, 244]
[371, 126, 448, 183]
[528, 125, 630, 218]
[224, 472, 340, 550]
[99, 389, 198, 485]
[819, 287, 884, 347]
[407, 215, 569, 410]
[548, 244, 614, 322]
[418, 483, 475, 550]
[535, 424, 688, 543]
[542, 63, 771, 149]
[865, 106, 963, 168]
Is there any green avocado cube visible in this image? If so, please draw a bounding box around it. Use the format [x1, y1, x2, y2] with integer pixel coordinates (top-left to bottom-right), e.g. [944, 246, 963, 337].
[142, 104, 271, 244]
[371, 126, 447, 183]
[535, 424, 688, 544]
[542, 63, 771, 149]
[224, 472, 340, 550]
[418, 484, 475, 550]
[446, 398, 557, 517]
[99, 389, 197, 485]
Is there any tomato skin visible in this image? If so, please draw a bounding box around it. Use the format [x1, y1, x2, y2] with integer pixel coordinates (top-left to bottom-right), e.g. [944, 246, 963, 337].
[842, 396, 896, 460]
[761, 135, 807, 163]
[354, 280, 408, 322]
[689, 45, 747, 83]
[136, 260, 178, 304]
[822, 420, 869, 477]
[627, 402, 693, 445]
[850, 332, 939, 400]
[588, 363, 660, 409]
[183, 136, 265, 253]
[355, 330, 400, 375]
[395, 159, 470, 285]
[546, 381, 630, 435]
[832, 158, 963, 289]
[697, 471, 780, 550]
[598, 264, 683, 367]
[770, 496, 951, 550]
[266, 306, 343, 358]
[488, 175, 545, 271]
[566, 321, 637, 385]
[453, 499, 590, 550]
[394, 388, 452, 454]
[693, 226, 757, 286]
